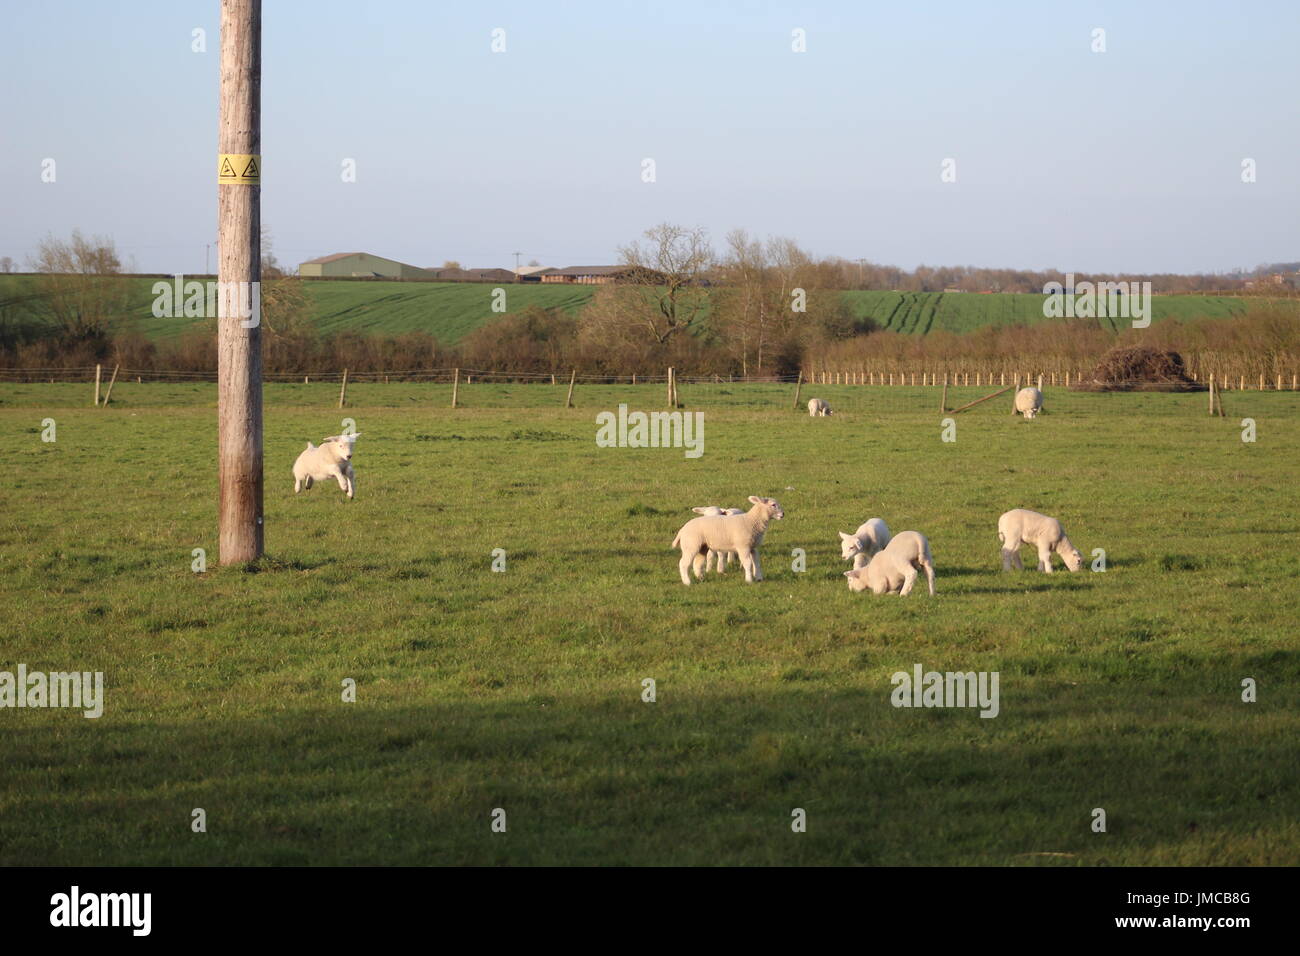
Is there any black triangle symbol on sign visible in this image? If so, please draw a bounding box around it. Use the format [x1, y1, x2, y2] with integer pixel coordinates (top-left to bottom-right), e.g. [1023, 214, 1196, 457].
[219, 157, 237, 178]
[241, 156, 259, 179]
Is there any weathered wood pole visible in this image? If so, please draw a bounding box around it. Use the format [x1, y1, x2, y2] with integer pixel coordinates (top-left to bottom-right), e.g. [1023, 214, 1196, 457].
[792, 369, 803, 410]
[94, 364, 101, 406]
[101, 364, 120, 406]
[338, 367, 348, 408]
[940, 373, 948, 413]
[1011, 375, 1020, 414]
[565, 368, 576, 408]
[1208, 374, 1215, 416]
[217, 0, 263, 565]
[451, 367, 459, 408]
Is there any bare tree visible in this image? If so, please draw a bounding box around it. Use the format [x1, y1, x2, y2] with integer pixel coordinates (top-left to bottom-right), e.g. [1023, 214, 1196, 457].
[28, 231, 133, 343]
[0, 257, 13, 274]
[616, 223, 714, 344]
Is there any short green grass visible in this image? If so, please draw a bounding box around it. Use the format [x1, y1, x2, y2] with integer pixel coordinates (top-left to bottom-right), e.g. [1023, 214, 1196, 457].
[1, 382, 1297, 865]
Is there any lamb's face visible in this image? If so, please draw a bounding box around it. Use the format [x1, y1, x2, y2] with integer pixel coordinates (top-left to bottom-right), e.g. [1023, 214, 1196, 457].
[839, 532, 862, 561]
[333, 439, 355, 461]
[844, 569, 869, 592]
[1063, 548, 1084, 571]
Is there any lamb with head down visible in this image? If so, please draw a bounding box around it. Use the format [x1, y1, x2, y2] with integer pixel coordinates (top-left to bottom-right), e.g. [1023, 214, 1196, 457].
[843, 530, 935, 596]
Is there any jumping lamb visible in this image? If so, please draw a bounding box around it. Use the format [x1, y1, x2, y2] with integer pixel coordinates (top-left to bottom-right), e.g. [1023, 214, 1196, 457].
[998, 508, 1083, 572]
[838, 518, 892, 570]
[292, 434, 361, 500]
[808, 398, 832, 417]
[672, 496, 784, 585]
[1014, 387, 1043, 419]
[843, 530, 935, 596]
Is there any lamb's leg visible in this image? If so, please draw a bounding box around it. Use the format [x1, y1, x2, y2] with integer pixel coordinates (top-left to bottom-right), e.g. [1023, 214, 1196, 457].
[1037, 543, 1054, 573]
[752, 550, 764, 581]
[678, 551, 694, 586]
[922, 558, 936, 596]
[898, 564, 917, 596]
[333, 468, 349, 494]
[304, 476, 313, 490]
[692, 551, 708, 580]
[737, 548, 756, 583]
[1011, 548, 1024, 571]
[294, 478, 302, 493]
[705, 549, 716, 573]
[1000, 547, 1012, 571]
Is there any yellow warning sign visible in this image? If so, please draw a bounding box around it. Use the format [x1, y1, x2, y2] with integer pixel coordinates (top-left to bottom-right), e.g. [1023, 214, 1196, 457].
[217, 153, 261, 185]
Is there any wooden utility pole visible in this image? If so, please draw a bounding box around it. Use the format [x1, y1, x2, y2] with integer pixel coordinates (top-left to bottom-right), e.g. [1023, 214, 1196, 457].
[217, 0, 263, 564]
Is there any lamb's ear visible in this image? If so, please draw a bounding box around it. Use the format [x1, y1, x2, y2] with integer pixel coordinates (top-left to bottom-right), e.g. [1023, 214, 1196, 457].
[305, 441, 314, 450]
[843, 570, 857, 578]
[748, 495, 762, 504]
[692, 507, 708, 514]
[348, 433, 361, 440]
[838, 531, 852, 540]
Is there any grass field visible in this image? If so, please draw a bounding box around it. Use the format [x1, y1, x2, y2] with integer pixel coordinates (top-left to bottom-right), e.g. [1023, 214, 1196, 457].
[2, 382, 1298, 865]
[4, 275, 1290, 347]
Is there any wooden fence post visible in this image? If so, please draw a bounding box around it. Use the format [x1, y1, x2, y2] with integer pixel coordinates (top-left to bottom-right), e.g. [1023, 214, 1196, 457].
[94, 364, 101, 406]
[940, 373, 948, 413]
[792, 369, 803, 410]
[1209, 374, 1215, 416]
[101, 364, 120, 407]
[451, 367, 459, 408]
[1011, 375, 1020, 414]
[338, 368, 348, 408]
[565, 368, 576, 408]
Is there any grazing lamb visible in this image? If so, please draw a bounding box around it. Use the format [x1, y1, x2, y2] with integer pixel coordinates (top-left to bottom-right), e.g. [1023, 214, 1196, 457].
[998, 508, 1083, 573]
[292, 434, 361, 500]
[807, 398, 832, 417]
[691, 506, 745, 572]
[838, 518, 892, 570]
[672, 496, 784, 585]
[843, 530, 935, 596]
[1014, 387, 1043, 419]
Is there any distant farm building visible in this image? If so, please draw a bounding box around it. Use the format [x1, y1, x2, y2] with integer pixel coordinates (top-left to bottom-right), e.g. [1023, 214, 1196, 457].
[298, 252, 435, 279]
[539, 265, 660, 285]
[425, 267, 517, 282]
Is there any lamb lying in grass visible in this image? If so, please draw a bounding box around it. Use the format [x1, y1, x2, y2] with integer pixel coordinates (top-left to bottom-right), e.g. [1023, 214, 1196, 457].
[838, 518, 892, 570]
[691, 506, 745, 572]
[998, 508, 1083, 572]
[672, 496, 784, 585]
[293, 434, 361, 500]
[808, 398, 832, 417]
[843, 530, 935, 596]
[1014, 387, 1043, 419]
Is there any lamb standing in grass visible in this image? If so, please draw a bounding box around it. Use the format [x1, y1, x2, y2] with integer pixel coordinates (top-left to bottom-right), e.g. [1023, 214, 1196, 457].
[672, 496, 784, 585]
[838, 518, 892, 570]
[691, 506, 745, 573]
[292, 434, 361, 500]
[998, 508, 1083, 572]
[843, 530, 935, 596]
[1014, 387, 1043, 419]
[808, 398, 832, 417]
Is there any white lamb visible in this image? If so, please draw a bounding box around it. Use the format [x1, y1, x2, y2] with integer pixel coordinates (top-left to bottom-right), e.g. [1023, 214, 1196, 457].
[838, 518, 892, 570]
[691, 506, 745, 572]
[292, 434, 361, 500]
[843, 530, 935, 596]
[998, 508, 1083, 572]
[1014, 387, 1043, 419]
[672, 496, 784, 585]
[808, 398, 832, 417]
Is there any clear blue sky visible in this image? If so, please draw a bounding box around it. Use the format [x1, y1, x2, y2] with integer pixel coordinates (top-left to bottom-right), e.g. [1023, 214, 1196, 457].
[2, 0, 1296, 275]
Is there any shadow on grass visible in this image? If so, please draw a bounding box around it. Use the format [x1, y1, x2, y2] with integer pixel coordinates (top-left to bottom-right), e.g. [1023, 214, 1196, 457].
[1, 682, 1294, 867]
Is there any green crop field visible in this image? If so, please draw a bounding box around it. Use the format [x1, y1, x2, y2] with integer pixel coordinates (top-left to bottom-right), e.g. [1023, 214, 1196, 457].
[841, 290, 1270, 335]
[2, 381, 1297, 865]
[3, 275, 1288, 348]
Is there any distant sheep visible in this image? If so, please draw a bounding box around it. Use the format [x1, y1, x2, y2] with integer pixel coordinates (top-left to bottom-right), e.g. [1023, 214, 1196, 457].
[672, 496, 784, 585]
[807, 398, 832, 417]
[998, 508, 1082, 572]
[1014, 387, 1043, 419]
[293, 434, 361, 500]
[843, 530, 935, 596]
[691, 506, 745, 573]
[838, 518, 892, 570]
